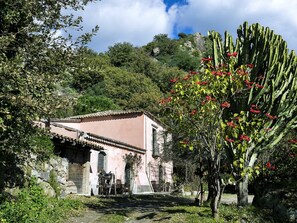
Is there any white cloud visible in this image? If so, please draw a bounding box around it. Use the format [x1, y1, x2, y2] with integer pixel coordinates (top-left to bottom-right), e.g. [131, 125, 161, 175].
[171, 0, 297, 51]
[67, 0, 297, 52]
[75, 0, 174, 52]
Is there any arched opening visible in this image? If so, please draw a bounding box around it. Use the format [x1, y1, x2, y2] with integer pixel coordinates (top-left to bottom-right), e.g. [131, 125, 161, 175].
[124, 163, 132, 191]
[97, 152, 106, 173]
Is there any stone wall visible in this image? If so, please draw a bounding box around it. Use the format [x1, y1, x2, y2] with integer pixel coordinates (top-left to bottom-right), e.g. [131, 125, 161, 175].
[29, 156, 68, 197]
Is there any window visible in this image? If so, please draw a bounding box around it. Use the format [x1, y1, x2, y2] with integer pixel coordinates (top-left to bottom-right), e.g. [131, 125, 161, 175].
[97, 152, 106, 172]
[152, 128, 160, 157]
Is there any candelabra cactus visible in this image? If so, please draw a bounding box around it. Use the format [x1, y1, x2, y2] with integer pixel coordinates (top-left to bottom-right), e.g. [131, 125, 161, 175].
[209, 21, 297, 206]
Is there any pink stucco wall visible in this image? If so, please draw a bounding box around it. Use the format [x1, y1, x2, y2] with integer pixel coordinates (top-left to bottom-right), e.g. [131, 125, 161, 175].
[50, 112, 173, 194]
[144, 115, 173, 184]
[79, 113, 145, 149]
[89, 143, 151, 195]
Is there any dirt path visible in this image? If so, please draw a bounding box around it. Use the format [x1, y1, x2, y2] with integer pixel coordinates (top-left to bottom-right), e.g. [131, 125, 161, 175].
[66, 193, 253, 223]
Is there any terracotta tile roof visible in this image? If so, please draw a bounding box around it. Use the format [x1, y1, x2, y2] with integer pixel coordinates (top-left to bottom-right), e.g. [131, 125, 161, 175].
[54, 110, 165, 128]
[52, 133, 104, 151]
[85, 133, 146, 154]
[50, 122, 144, 153]
[67, 110, 143, 119]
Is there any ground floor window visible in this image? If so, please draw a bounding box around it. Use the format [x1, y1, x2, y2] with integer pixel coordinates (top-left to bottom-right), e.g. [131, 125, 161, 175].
[97, 152, 106, 172]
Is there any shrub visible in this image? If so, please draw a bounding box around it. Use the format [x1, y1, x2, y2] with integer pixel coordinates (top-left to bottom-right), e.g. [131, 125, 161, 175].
[0, 177, 83, 223]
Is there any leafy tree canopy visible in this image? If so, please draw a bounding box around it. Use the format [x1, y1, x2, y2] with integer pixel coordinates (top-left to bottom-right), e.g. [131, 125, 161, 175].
[0, 0, 98, 189]
[86, 66, 163, 114]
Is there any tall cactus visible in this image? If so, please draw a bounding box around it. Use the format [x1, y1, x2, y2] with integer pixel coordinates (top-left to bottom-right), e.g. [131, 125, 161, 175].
[209, 22, 297, 206]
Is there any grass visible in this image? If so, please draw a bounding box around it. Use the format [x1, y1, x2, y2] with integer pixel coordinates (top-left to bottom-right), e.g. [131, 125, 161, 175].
[63, 194, 275, 223]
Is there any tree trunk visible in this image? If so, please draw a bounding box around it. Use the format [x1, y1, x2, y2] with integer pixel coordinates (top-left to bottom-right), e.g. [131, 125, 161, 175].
[209, 170, 221, 219]
[237, 174, 249, 206]
[218, 179, 226, 204]
[195, 175, 205, 206]
[200, 178, 204, 205]
[207, 177, 213, 202]
[207, 156, 221, 219]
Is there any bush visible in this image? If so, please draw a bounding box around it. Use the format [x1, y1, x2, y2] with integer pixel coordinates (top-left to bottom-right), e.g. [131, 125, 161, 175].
[0, 177, 83, 223]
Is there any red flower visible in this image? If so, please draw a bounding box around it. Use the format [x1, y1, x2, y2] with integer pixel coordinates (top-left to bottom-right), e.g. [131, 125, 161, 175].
[255, 83, 264, 89]
[244, 80, 254, 85]
[160, 96, 172, 104]
[266, 162, 276, 170]
[247, 64, 254, 68]
[170, 78, 178, 83]
[250, 105, 261, 114]
[288, 139, 297, 144]
[237, 69, 248, 75]
[205, 95, 216, 101]
[170, 89, 176, 94]
[189, 71, 198, 75]
[201, 57, 213, 62]
[227, 52, 238, 57]
[224, 71, 231, 76]
[221, 101, 230, 108]
[183, 75, 190, 80]
[212, 71, 223, 76]
[266, 162, 271, 168]
[265, 113, 277, 120]
[239, 135, 250, 142]
[190, 109, 197, 116]
[250, 108, 260, 114]
[196, 81, 208, 85]
[227, 121, 236, 128]
[289, 154, 297, 158]
[225, 137, 235, 143]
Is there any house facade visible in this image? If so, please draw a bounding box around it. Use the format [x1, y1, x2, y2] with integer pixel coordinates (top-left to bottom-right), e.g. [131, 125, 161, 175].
[49, 110, 173, 195]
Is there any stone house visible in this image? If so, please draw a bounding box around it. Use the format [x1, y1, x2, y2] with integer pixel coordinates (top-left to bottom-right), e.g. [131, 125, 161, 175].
[47, 110, 173, 195]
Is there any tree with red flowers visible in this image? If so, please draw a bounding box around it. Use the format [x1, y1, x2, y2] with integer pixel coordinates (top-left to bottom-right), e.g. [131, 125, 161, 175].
[209, 21, 297, 206]
[162, 54, 252, 218]
[162, 22, 297, 218]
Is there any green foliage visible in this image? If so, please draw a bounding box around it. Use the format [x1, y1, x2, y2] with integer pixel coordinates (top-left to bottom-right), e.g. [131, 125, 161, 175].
[169, 49, 200, 71]
[145, 34, 179, 57]
[98, 214, 126, 223]
[107, 42, 135, 67]
[0, 0, 98, 190]
[254, 130, 297, 191]
[123, 153, 142, 176]
[49, 170, 61, 197]
[0, 177, 83, 223]
[178, 32, 188, 39]
[73, 95, 120, 115]
[208, 22, 297, 205]
[71, 48, 109, 92]
[85, 66, 163, 114]
[29, 132, 54, 160]
[106, 42, 187, 92]
[210, 22, 297, 145]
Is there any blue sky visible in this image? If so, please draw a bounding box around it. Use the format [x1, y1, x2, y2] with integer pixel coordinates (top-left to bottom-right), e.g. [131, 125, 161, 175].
[69, 0, 297, 53]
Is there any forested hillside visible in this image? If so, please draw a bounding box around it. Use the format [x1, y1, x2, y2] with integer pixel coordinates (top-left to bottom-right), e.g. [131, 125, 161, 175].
[60, 33, 212, 117]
